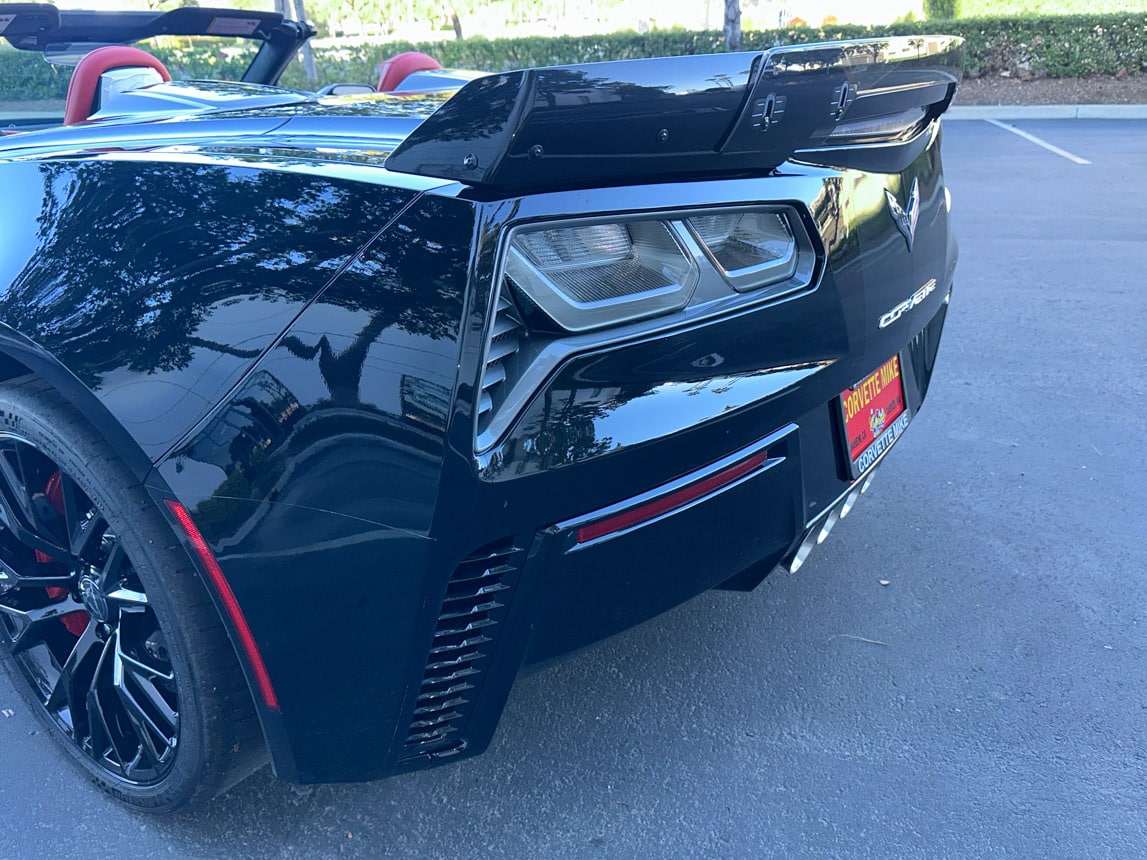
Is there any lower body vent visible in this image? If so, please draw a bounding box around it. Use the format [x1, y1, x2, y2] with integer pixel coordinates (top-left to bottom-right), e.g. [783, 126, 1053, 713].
[402, 540, 520, 759]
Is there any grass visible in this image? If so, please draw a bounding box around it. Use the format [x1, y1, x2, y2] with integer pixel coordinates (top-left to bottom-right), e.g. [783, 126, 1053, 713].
[959, 0, 1147, 14]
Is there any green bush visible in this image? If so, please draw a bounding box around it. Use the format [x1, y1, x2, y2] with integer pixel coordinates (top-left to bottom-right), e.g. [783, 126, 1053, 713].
[0, 49, 71, 101]
[279, 14, 1147, 83]
[924, 0, 962, 19]
[3, 13, 1145, 102]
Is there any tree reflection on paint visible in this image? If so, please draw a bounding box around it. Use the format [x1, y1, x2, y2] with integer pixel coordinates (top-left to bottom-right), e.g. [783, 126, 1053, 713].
[1, 158, 405, 389]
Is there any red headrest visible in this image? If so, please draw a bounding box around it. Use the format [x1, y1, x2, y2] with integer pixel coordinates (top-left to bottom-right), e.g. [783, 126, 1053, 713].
[63, 45, 171, 126]
[376, 51, 442, 93]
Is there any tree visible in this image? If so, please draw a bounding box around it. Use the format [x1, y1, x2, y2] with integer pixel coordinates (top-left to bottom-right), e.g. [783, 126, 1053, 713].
[924, 0, 961, 19]
[724, 0, 741, 52]
[275, 0, 316, 81]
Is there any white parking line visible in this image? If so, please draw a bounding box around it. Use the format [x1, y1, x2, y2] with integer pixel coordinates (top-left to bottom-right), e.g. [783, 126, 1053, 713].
[986, 119, 1092, 165]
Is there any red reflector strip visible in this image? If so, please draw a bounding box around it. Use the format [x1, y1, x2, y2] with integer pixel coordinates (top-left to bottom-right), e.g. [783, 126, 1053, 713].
[576, 451, 769, 544]
[165, 499, 280, 711]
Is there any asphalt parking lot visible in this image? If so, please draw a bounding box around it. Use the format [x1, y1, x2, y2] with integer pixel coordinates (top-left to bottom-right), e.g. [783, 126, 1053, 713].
[2, 118, 1145, 858]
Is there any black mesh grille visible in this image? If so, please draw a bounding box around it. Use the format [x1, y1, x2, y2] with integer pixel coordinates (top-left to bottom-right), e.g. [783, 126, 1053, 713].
[402, 541, 519, 759]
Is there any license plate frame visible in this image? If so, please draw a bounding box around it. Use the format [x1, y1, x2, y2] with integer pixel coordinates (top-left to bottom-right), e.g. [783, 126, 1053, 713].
[838, 354, 911, 479]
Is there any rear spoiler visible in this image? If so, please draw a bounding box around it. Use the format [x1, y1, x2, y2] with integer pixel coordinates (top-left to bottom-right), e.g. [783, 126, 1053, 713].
[385, 36, 963, 190]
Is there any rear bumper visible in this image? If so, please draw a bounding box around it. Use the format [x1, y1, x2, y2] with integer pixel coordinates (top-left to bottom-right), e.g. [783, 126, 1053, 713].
[397, 294, 950, 771]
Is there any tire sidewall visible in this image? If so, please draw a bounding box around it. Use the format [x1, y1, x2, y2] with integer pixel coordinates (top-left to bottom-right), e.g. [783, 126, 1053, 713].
[0, 385, 216, 811]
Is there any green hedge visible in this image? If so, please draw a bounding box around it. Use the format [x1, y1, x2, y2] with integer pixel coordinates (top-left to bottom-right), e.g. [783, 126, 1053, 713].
[0, 49, 71, 99]
[275, 14, 1146, 84]
[3, 13, 1145, 101]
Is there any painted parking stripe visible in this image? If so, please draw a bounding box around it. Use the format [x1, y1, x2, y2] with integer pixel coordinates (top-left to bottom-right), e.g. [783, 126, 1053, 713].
[986, 119, 1092, 165]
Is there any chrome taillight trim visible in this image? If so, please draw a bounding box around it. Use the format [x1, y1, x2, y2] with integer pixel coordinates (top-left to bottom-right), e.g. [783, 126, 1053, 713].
[474, 205, 819, 454]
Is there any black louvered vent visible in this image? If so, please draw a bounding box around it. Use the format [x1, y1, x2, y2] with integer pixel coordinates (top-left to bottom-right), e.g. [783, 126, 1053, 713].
[402, 542, 520, 759]
[477, 290, 524, 436]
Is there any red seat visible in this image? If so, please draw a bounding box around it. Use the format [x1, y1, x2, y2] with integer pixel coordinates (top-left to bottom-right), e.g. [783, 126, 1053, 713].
[376, 51, 442, 93]
[63, 45, 171, 125]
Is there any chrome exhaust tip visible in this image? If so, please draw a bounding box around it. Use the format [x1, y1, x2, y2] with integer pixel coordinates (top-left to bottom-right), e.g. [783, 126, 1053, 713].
[782, 466, 879, 574]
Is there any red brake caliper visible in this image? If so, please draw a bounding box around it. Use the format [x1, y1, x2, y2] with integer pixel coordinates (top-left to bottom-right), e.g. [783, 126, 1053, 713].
[38, 471, 90, 637]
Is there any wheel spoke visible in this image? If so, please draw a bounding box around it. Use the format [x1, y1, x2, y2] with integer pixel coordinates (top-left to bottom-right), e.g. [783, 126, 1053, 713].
[0, 468, 68, 562]
[94, 539, 127, 593]
[116, 627, 178, 731]
[45, 618, 102, 714]
[85, 679, 122, 771]
[84, 629, 130, 771]
[13, 444, 68, 546]
[106, 587, 149, 608]
[58, 472, 107, 563]
[0, 444, 35, 526]
[113, 656, 172, 773]
[0, 569, 74, 589]
[0, 596, 87, 654]
[0, 554, 72, 590]
[118, 659, 178, 734]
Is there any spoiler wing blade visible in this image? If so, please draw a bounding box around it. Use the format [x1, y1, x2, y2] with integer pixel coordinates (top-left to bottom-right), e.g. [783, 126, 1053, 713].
[384, 36, 963, 190]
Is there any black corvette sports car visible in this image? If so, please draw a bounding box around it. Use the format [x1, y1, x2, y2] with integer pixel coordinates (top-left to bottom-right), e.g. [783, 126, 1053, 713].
[0, 5, 961, 811]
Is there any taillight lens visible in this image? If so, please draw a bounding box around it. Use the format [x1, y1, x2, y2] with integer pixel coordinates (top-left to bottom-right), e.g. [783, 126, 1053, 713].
[505, 219, 698, 333]
[686, 211, 798, 292]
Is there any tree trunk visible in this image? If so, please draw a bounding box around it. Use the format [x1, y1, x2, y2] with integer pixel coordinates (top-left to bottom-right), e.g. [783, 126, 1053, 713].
[292, 0, 317, 82]
[724, 0, 741, 52]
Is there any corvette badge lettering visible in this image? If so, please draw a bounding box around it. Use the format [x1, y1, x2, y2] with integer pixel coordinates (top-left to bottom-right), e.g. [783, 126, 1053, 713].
[885, 177, 920, 251]
[879, 278, 937, 329]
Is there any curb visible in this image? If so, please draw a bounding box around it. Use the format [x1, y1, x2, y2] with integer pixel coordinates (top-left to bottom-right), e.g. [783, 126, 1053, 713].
[947, 104, 1147, 120]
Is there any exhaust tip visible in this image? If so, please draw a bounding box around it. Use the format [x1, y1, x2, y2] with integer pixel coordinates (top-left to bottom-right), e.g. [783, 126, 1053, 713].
[782, 464, 881, 574]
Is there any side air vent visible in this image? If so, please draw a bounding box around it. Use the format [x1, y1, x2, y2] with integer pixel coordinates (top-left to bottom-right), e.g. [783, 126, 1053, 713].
[477, 291, 525, 436]
[402, 542, 520, 759]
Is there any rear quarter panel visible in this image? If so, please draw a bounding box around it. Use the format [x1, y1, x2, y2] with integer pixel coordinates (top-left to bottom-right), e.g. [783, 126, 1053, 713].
[0, 154, 415, 461]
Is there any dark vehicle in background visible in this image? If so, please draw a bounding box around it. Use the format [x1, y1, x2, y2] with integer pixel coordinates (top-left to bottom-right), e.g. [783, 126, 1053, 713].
[0, 4, 961, 812]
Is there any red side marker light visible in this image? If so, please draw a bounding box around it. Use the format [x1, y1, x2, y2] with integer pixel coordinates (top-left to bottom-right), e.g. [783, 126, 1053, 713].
[576, 451, 769, 544]
[164, 499, 280, 711]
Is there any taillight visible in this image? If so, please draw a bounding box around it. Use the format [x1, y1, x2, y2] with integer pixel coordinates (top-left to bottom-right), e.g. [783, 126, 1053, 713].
[505, 219, 698, 333]
[686, 210, 799, 292]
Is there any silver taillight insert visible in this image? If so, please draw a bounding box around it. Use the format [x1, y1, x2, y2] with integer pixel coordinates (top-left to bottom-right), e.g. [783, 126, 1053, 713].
[686, 211, 798, 292]
[506, 220, 699, 333]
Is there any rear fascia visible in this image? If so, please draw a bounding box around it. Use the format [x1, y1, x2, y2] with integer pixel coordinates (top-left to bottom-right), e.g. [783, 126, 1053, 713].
[386, 122, 956, 770]
[157, 121, 955, 784]
[14, 116, 956, 785]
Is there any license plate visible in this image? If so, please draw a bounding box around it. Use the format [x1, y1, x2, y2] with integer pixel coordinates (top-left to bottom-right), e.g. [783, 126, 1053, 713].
[839, 355, 910, 477]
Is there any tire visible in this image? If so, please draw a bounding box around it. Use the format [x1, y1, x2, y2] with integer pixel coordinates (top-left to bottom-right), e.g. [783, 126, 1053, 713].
[0, 378, 266, 812]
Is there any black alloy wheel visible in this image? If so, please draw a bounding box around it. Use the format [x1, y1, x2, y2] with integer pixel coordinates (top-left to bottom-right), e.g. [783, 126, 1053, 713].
[0, 379, 265, 812]
[0, 431, 180, 785]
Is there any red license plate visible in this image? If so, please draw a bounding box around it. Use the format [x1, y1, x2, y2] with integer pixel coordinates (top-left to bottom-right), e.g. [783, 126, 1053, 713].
[839, 355, 910, 475]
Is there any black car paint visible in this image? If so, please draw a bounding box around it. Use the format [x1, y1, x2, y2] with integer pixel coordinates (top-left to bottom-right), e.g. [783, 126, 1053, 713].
[0, 156, 418, 458]
[0, 53, 956, 784]
[385, 38, 964, 189]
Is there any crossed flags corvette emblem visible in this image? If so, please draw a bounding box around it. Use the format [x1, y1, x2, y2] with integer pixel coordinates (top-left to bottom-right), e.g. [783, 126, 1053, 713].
[885, 177, 920, 252]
